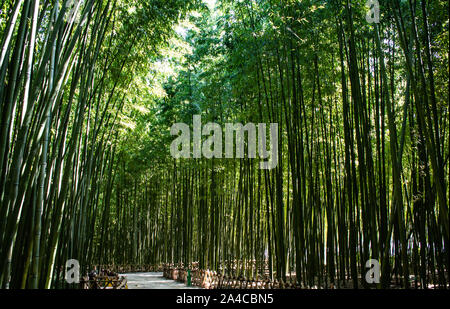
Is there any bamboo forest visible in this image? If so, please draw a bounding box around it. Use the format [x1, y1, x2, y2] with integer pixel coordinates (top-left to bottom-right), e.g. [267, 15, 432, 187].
[0, 0, 449, 290]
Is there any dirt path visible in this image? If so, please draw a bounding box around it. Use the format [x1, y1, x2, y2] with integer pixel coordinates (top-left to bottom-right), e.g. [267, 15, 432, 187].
[120, 272, 200, 289]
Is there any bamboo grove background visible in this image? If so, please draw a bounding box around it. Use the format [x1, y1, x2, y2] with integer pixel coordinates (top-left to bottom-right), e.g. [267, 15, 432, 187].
[0, 0, 199, 288]
[0, 0, 449, 289]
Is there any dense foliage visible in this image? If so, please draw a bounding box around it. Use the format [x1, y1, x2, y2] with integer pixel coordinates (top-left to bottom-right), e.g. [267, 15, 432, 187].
[1, 0, 448, 288]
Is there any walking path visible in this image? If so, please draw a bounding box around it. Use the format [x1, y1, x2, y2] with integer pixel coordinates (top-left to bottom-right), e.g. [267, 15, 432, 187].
[120, 272, 200, 289]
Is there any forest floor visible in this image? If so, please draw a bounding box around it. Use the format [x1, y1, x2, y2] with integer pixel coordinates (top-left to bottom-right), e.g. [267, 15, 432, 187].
[120, 272, 200, 289]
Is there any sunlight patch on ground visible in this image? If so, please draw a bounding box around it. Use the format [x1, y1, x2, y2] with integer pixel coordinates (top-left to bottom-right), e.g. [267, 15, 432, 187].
[121, 272, 200, 289]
